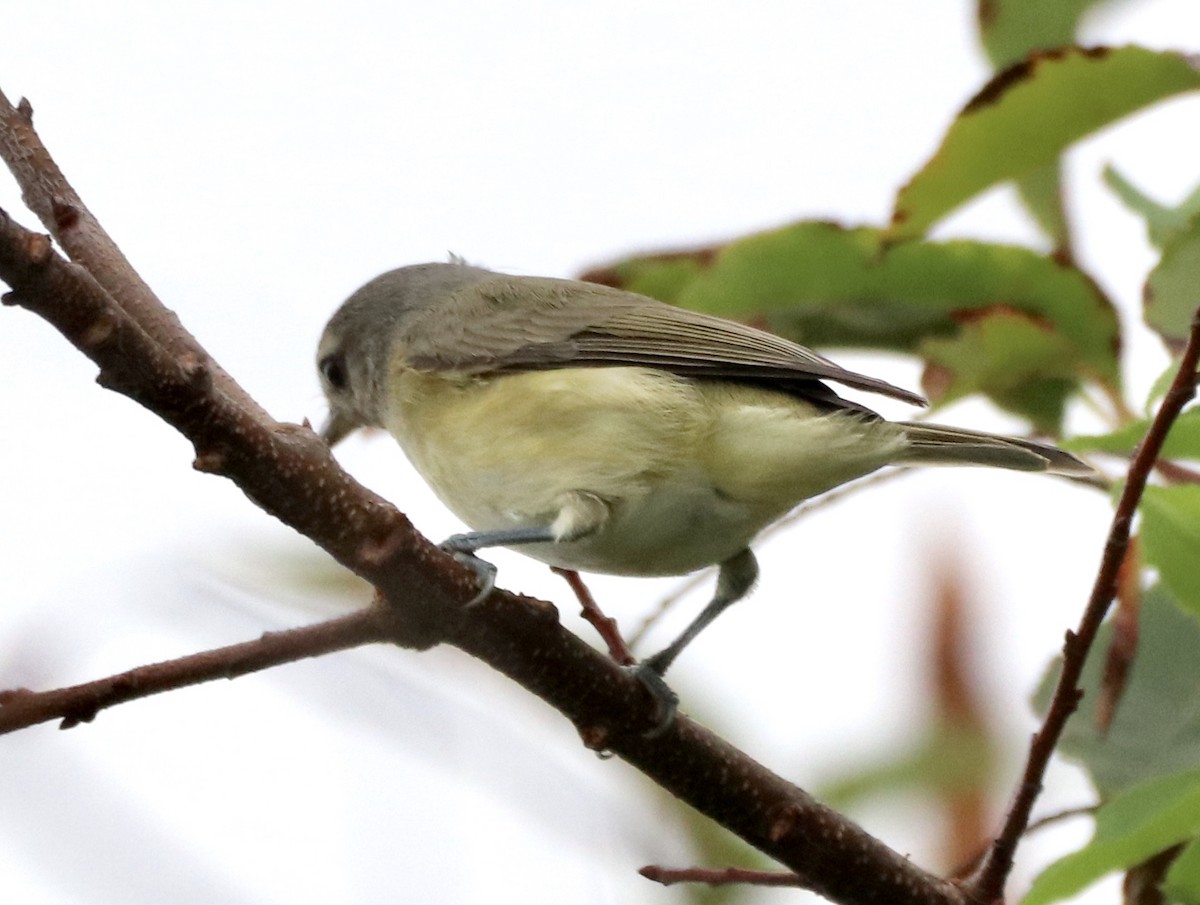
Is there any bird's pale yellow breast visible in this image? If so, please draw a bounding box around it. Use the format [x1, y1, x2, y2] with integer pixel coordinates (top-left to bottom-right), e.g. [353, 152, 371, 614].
[383, 365, 705, 528]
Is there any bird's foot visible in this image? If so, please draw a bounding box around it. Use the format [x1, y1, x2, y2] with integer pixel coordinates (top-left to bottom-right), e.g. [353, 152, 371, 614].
[625, 656, 680, 737]
[438, 535, 498, 606]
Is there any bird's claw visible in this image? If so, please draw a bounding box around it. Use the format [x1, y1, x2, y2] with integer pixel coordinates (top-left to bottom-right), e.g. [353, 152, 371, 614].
[439, 536, 497, 606]
[625, 659, 680, 737]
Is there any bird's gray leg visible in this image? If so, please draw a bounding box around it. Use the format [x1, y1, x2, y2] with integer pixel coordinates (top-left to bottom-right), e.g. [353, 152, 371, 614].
[440, 526, 557, 605]
[439, 492, 608, 605]
[630, 548, 759, 733]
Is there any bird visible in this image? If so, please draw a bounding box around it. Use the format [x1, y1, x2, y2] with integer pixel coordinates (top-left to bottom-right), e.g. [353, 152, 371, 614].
[316, 261, 1092, 728]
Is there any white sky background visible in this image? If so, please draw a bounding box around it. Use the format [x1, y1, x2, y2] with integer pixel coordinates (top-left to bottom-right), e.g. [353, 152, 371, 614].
[1, 2, 1198, 904]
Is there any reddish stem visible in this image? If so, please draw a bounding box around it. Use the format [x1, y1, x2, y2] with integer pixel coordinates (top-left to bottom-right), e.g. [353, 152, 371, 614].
[967, 308, 1200, 903]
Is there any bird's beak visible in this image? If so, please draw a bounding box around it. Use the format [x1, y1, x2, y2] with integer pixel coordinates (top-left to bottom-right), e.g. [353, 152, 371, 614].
[320, 410, 357, 447]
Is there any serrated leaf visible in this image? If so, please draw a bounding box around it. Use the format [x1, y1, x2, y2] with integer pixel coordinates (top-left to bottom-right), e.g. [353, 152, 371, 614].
[1146, 216, 1200, 346]
[1166, 837, 1200, 905]
[1023, 767, 1200, 905]
[1034, 586, 1200, 798]
[889, 46, 1200, 241]
[1103, 166, 1200, 250]
[585, 221, 1121, 431]
[1141, 486, 1200, 618]
[1064, 408, 1200, 459]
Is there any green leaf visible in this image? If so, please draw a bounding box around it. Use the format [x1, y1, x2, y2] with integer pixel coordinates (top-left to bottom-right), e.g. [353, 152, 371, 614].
[977, 0, 1115, 69]
[1166, 837, 1200, 905]
[1014, 162, 1072, 253]
[978, 1, 1119, 250]
[1061, 421, 1147, 456]
[1064, 408, 1200, 459]
[889, 47, 1200, 241]
[1023, 767, 1200, 905]
[1035, 585, 1200, 798]
[585, 221, 1121, 430]
[1103, 166, 1200, 250]
[1141, 486, 1200, 619]
[919, 308, 1080, 433]
[1147, 361, 1186, 415]
[1146, 215, 1200, 346]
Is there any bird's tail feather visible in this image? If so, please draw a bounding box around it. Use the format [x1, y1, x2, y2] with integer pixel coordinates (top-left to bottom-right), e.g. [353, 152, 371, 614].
[896, 422, 1093, 476]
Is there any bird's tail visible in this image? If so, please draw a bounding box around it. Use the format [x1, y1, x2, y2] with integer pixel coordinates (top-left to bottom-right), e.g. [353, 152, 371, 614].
[895, 422, 1093, 476]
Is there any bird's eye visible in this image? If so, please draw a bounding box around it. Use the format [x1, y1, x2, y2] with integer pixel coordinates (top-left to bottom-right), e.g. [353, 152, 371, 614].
[320, 354, 348, 390]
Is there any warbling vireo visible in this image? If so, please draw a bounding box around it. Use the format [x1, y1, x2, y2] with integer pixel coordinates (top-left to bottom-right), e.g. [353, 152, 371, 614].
[317, 262, 1091, 726]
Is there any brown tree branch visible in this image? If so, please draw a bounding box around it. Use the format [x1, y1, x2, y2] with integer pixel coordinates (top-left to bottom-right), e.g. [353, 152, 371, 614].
[0, 608, 390, 731]
[0, 90, 268, 421]
[0, 98, 965, 905]
[966, 307, 1200, 904]
[640, 865, 807, 887]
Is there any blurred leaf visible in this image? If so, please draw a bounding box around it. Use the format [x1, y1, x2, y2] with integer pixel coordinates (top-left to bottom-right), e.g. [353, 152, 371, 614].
[1013, 162, 1072, 254]
[1064, 407, 1200, 459]
[1146, 215, 1200, 346]
[1095, 540, 1142, 736]
[1034, 585, 1200, 798]
[675, 811, 771, 905]
[592, 252, 712, 306]
[655, 703, 775, 905]
[583, 222, 1121, 430]
[1141, 486, 1200, 619]
[1023, 767, 1200, 905]
[1103, 166, 1200, 250]
[1125, 844, 1188, 905]
[977, 0, 1116, 69]
[928, 552, 994, 868]
[888, 47, 1200, 241]
[822, 551, 998, 872]
[1062, 422, 1146, 456]
[1146, 363, 1184, 415]
[821, 724, 995, 810]
[977, 0, 1111, 252]
[1166, 838, 1200, 905]
[919, 307, 1080, 432]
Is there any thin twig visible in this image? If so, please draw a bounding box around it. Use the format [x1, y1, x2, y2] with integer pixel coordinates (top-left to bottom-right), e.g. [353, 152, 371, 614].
[967, 307, 1200, 904]
[640, 865, 807, 888]
[949, 804, 1097, 880]
[0, 608, 389, 733]
[1155, 459, 1200, 484]
[1024, 805, 1096, 835]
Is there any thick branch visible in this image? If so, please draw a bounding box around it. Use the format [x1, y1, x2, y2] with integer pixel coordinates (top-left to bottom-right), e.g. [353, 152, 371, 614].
[967, 308, 1200, 904]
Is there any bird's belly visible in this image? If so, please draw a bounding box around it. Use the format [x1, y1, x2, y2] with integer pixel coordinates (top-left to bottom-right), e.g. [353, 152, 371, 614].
[519, 474, 763, 576]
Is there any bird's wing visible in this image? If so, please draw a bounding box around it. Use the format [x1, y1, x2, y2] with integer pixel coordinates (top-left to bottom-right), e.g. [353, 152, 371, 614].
[399, 275, 925, 407]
